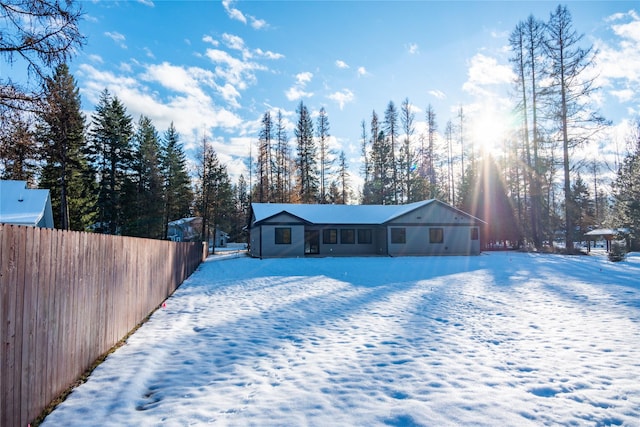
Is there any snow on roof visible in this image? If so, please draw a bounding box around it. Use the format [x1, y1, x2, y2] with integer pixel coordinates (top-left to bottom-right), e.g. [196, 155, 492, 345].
[0, 180, 54, 228]
[252, 200, 438, 225]
[584, 228, 618, 236]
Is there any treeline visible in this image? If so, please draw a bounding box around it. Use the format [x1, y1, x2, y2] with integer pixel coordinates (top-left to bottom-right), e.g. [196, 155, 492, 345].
[1, 2, 639, 250]
[0, 64, 248, 243]
[250, 5, 640, 252]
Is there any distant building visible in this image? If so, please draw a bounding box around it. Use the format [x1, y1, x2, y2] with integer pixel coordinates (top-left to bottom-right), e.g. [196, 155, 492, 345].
[167, 217, 202, 242]
[0, 180, 54, 228]
[249, 199, 486, 258]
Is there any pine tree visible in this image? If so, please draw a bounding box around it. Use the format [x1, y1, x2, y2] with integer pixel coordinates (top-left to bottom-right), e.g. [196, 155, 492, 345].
[274, 110, 291, 202]
[544, 5, 607, 250]
[510, 15, 546, 249]
[197, 143, 233, 250]
[336, 150, 350, 204]
[567, 173, 595, 243]
[230, 174, 250, 242]
[86, 90, 134, 234]
[124, 115, 164, 238]
[612, 122, 640, 250]
[256, 111, 272, 202]
[425, 104, 438, 198]
[39, 64, 95, 231]
[295, 101, 318, 203]
[161, 122, 193, 238]
[383, 101, 399, 203]
[0, 111, 38, 184]
[316, 107, 332, 203]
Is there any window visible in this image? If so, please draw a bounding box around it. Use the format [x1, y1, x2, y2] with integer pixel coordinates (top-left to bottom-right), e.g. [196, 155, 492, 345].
[340, 228, 355, 244]
[430, 228, 444, 244]
[275, 227, 291, 244]
[391, 228, 406, 244]
[358, 229, 372, 244]
[323, 229, 337, 244]
[471, 228, 479, 241]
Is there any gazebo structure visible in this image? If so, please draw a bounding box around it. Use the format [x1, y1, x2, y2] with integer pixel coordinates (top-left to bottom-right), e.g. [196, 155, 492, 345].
[584, 228, 618, 252]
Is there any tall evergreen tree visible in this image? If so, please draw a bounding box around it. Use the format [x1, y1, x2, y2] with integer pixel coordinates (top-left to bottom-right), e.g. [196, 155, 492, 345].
[316, 107, 332, 203]
[425, 104, 438, 198]
[161, 122, 193, 238]
[0, 111, 38, 184]
[274, 110, 291, 202]
[86, 89, 134, 234]
[510, 15, 546, 249]
[383, 101, 399, 203]
[543, 5, 606, 250]
[124, 115, 164, 238]
[612, 122, 640, 250]
[567, 173, 595, 243]
[39, 63, 95, 230]
[256, 111, 272, 202]
[400, 98, 417, 202]
[294, 101, 318, 203]
[197, 143, 233, 250]
[230, 174, 250, 242]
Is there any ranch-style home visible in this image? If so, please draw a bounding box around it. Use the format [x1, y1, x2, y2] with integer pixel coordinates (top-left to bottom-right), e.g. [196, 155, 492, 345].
[249, 199, 486, 258]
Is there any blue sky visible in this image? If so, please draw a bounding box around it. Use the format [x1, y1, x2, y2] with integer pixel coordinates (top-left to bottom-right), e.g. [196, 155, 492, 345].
[68, 0, 640, 187]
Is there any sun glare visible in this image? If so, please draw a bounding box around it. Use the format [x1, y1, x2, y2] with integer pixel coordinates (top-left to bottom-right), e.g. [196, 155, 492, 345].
[470, 109, 511, 158]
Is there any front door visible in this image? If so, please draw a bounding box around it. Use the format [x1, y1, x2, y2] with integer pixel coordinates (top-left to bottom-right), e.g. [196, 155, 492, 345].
[305, 230, 319, 254]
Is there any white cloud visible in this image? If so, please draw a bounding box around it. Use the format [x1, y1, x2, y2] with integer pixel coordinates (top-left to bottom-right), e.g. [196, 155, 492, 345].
[408, 43, 419, 55]
[296, 72, 313, 84]
[328, 89, 355, 110]
[222, 0, 246, 24]
[143, 47, 155, 59]
[462, 53, 514, 96]
[78, 63, 242, 153]
[104, 31, 127, 49]
[357, 66, 368, 77]
[251, 17, 267, 30]
[597, 10, 640, 108]
[88, 54, 103, 64]
[285, 72, 314, 101]
[137, 0, 154, 7]
[428, 89, 446, 100]
[336, 60, 349, 69]
[255, 48, 284, 60]
[610, 88, 635, 103]
[285, 86, 313, 101]
[205, 48, 266, 91]
[222, 0, 269, 30]
[202, 35, 219, 46]
[222, 33, 245, 51]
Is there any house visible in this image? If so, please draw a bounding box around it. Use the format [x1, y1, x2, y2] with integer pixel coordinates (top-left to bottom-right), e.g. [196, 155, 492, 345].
[215, 229, 229, 248]
[167, 217, 202, 242]
[249, 199, 486, 258]
[0, 180, 54, 228]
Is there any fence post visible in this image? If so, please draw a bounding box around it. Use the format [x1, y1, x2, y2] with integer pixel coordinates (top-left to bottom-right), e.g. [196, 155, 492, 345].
[202, 241, 208, 261]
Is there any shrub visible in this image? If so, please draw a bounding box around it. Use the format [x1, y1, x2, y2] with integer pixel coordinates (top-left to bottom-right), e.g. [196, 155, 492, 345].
[608, 240, 627, 262]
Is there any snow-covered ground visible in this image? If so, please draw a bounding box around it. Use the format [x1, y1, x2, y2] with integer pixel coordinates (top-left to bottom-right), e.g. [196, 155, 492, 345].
[42, 252, 640, 426]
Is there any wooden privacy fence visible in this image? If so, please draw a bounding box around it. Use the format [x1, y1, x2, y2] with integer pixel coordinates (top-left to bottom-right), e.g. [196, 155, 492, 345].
[0, 224, 203, 427]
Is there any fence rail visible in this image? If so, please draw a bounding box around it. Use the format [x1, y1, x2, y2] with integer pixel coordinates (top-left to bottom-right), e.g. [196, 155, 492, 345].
[0, 224, 203, 427]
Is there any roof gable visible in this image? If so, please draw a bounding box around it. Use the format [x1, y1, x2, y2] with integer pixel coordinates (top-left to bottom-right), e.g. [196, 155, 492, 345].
[0, 180, 54, 227]
[251, 200, 484, 226]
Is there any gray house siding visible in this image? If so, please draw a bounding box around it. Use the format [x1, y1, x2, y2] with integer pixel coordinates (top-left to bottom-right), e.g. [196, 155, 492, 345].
[308, 226, 386, 256]
[249, 200, 484, 258]
[387, 225, 480, 256]
[386, 202, 481, 256]
[249, 212, 307, 258]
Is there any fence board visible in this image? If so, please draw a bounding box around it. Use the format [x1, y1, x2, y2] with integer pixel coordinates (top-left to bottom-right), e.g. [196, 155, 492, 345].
[0, 224, 203, 427]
